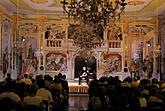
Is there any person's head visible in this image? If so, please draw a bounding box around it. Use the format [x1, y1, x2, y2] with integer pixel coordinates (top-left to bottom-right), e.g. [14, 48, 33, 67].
[7, 73, 11, 78]
[136, 76, 140, 81]
[124, 67, 128, 73]
[29, 85, 38, 96]
[88, 96, 101, 111]
[54, 75, 61, 83]
[83, 66, 86, 71]
[24, 74, 28, 79]
[29, 44, 32, 48]
[58, 73, 62, 79]
[62, 75, 66, 80]
[37, 79, 45, 88]
[47, 27, 50, 30]
[29, 73, 33, 79]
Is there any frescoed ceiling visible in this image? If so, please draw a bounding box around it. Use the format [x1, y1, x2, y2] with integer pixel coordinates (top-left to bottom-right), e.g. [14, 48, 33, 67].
[0, 0, 165, 17]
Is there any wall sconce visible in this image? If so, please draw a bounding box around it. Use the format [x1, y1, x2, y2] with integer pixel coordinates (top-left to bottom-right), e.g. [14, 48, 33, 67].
[146, 41, 151, 47]
[22, 36, 25, 42]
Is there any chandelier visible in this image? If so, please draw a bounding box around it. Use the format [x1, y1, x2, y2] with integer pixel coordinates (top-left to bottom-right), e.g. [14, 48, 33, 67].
[61, 0, 127, 49]
[71, 23, 104, 49]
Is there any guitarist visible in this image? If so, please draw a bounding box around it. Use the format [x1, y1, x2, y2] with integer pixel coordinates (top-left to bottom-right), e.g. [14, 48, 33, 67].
[79, 67, 89, 85]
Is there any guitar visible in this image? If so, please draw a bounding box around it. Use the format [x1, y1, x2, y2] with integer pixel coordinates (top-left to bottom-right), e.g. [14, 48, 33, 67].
[80, 70, 89, 78]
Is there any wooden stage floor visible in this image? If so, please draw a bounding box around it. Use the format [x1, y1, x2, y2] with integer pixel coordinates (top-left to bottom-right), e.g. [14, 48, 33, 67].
[68, 81, 88, 94]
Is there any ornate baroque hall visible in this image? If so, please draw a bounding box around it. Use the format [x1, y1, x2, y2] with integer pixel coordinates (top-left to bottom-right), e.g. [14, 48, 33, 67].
[1, 0, 165, 111]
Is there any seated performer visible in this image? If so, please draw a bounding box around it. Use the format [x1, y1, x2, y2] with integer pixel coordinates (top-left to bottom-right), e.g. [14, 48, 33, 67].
[79, 67, 89, 85]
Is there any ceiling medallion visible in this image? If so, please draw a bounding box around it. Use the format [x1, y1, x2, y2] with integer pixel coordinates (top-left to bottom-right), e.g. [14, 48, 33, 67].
[30, 0, 48, 4]
[128, 0, 144, 6]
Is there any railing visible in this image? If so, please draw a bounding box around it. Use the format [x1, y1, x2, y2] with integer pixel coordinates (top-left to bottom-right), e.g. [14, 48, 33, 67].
[109, 40, 122, 48]
[45, 39, 63, 48]
[44, 39, 122, 49]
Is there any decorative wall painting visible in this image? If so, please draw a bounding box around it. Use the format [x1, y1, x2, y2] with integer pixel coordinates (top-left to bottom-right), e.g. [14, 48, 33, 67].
[18, 23, 39, 76]
[46, 52, 67, 73]
[101, 53, 122, 76]
[2, 19, 12, 77]
[107, 25, 122, 40]
[45, 24, 66, 39]
[160, 23, 165, 56]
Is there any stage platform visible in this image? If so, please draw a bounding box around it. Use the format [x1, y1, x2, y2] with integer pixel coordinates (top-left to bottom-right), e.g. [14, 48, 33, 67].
[67, 72, 130, 94]
[68, 80, 88, 94]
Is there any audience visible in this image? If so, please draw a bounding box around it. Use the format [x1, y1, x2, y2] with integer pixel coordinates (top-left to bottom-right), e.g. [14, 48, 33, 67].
[5, 73, 13, 84]
[88, 76, 165, 111]
[1, 72, 165, 111]
[23, 85, 43, 107]
[20, 74, 32, 85]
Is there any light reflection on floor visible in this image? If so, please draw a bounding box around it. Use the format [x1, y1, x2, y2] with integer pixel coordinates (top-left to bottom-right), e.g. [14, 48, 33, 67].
[68, 93, 89, 111]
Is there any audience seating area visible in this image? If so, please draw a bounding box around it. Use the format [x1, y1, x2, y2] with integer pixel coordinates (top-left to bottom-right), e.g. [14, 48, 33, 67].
[88, 75, 165, 111]
[0, 73, 165, 111]
[0, 73, 69, 111]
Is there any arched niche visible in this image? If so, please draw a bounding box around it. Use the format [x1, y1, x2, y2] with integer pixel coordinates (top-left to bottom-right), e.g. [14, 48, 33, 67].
[72, 50, 97, 79]
[74, 56, 97, 79]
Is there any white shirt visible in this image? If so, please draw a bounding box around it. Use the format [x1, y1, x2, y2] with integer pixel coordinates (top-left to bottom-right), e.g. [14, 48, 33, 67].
[36, 88, 53, 103]
[24, 95, 43, 106]
[0, 92, 21, 103]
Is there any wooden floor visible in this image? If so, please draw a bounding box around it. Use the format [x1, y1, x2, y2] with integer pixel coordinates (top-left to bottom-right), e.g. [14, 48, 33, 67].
[67, 93, 89, 111]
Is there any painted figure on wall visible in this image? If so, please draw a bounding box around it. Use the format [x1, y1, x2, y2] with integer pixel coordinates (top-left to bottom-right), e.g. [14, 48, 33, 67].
[46, 53, 67, 73]
[101, 53, 122, 77]
[129, 59, 140, 78]
[45, 27, 51, 39]
[18, 55, 24, 75]
[18, 23, 39, 77]
[107, 25, 122, 40]
[45, 24, 66, 39]
[2, 19, 12, 77]
[3, 52, 8, 77]
[28, 44, 35, 59]
[147, 59, 153, 79]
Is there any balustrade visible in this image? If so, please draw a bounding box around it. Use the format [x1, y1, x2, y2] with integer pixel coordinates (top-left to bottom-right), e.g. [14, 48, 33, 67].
[45, 39, 63, 48]
[109, 40, 122, 48]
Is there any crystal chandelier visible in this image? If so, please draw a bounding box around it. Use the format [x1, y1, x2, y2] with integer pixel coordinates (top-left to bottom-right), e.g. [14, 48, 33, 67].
[61, 0, 127, 49]
[71, 23, 104, 49]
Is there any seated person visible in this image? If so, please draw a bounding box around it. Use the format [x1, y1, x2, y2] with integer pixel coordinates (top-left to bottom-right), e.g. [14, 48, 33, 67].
[79, 67, 89, 85]
[23, 85, 43, 107]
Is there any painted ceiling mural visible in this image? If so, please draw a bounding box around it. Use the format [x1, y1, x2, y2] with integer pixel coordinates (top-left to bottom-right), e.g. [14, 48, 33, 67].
[0, 0, 165, 16]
